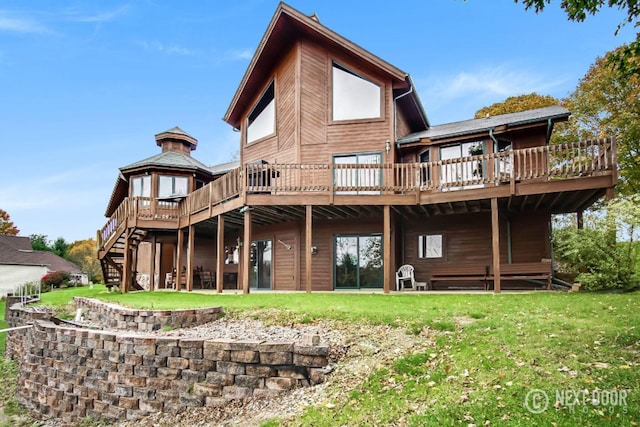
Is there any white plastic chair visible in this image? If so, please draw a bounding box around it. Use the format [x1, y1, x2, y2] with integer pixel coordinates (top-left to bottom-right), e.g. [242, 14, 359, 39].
[396, 264, 416, 291]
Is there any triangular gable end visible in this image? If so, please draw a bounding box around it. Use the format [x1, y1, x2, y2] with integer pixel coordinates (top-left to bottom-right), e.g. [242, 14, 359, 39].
[223, 2, 428, 130]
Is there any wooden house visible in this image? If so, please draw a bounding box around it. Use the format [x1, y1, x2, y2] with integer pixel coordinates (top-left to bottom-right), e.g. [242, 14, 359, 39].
[98, 3, 617, 293]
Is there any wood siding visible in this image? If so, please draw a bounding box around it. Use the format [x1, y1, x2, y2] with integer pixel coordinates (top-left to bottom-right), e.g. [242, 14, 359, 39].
[300, 42, 327, 149]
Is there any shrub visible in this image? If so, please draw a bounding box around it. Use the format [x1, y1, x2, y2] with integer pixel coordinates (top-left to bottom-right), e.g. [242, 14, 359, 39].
[553, 196, 640, 291]
[41, 271, 71, 289]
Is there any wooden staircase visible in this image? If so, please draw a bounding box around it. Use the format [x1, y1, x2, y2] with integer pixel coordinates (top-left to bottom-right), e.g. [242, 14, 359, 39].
[99, 226, 147, 291]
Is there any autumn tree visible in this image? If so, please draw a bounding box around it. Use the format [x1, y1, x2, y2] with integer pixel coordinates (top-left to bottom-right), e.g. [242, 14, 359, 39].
[516, 0, 640, 75]
[474, 93, 560, 118]
[0, 209, 19, 235]
[67, 239, 103, 283]
[557, 46, 640, 196]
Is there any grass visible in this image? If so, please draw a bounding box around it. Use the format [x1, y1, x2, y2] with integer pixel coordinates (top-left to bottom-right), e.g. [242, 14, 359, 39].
[0, 301, 7, 354]
[2, 287, 639, 425]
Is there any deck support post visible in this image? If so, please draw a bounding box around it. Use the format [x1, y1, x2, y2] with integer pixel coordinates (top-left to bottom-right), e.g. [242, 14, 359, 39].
[216, 215, 225, 293]
[491, 198, 501, 293]
[186, 225, 195, 292]
[242, 209, 252, 294]
[149, 235, 156, 291]
[577, 210, 583, 230]
[305, 205, 312, 293]
[176, 228, 184, 291]
[383, 205, 392, 294]
[121, 232, 131, 294]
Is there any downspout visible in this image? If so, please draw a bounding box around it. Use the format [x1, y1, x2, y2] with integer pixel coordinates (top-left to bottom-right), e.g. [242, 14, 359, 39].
[545, 118, 554, 144]
[393, 76, 415, 143]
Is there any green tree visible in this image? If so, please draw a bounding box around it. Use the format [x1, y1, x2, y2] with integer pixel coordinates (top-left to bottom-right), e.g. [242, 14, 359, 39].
[556, 46, 640, 196]
[516, 0, 640, 75]
[474, 93, 560, 118]
[51, 237, 69, 258]
[67, 239, 103, 283]
[30, 234, 50, 251]
[553, 195, 640, 291]
[0, 209, 19, 235]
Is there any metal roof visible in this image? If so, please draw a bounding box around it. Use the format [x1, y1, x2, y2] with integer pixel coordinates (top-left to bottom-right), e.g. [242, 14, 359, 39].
[397, 105, 570, 144]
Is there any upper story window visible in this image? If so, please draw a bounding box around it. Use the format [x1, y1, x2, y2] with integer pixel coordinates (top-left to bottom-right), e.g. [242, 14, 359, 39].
[131, 175, 151, 198]
[247, 81, 275, 144]
[332, 63, 381, 121]
[158, 175, 189, 198]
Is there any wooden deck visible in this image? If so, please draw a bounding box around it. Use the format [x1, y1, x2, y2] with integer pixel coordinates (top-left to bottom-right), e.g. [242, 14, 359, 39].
[98, 138, 616, 254]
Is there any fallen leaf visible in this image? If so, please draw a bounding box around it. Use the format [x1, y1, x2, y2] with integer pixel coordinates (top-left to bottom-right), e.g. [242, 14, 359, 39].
[590, 362, 610, 369]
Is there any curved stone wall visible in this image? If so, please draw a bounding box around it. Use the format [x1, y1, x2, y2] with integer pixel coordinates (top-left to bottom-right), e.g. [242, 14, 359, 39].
[7, 300, 329, 424]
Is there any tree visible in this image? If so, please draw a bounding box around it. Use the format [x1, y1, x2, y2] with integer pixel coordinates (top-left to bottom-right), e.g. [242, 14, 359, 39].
[28, 234, 70, 257]
[556, 46, 640, 196]
[516, 0, 640, 75]
[30, 234, 50, 251]
[552, 195, 640, 291]
[474, 93, 560, 118]
[67, 239, 103, 283]
[0, 209, 19, 235]
[51, 237, 69, 258]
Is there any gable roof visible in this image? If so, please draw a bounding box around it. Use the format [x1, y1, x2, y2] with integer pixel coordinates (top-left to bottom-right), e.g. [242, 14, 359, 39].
[0, 235, 81, 273]
[223, 2, 428, 130]
[397, 105, 570, 144]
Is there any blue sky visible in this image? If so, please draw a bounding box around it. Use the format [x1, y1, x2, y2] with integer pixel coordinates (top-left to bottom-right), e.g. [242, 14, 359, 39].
[0, 0, 636, 243]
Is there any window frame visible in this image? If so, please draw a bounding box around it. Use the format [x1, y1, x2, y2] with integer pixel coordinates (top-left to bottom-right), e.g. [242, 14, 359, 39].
[131, 175, 151, 198]
[246, 80, 276, 144]
[417, 233, 446, 260]
[330, 61, 384, 124]
[158, 175, 189, 199]
[333, 152, 383, 194]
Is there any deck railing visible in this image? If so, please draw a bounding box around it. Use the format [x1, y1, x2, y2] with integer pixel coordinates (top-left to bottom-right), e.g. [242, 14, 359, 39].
[98, 139, 615, 250]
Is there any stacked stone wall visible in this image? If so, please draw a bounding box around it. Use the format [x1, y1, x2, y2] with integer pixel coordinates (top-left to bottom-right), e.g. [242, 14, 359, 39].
[7, 300, 329, 424]
[73, 297, 222, 331]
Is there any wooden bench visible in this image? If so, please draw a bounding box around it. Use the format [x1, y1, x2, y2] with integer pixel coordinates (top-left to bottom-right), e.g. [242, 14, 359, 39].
[489, 262, 553, 290]
[429, 265, 490, 290]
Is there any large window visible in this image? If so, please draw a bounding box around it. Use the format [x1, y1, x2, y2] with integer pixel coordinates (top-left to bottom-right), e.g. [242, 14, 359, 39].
[440, 141, 485, 189]
[333, 153, 382, 194]
[158, 175, 188, 198]
[335, 235, 383, 289]
[247, 81, 275, 144]
[332, 63, 381, 121]
[131, 175, 151, 198]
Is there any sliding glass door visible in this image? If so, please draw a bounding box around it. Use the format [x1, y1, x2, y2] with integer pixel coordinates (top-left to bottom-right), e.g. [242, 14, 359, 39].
[249, 240, 272, 289]
[334, 234, 383, 289]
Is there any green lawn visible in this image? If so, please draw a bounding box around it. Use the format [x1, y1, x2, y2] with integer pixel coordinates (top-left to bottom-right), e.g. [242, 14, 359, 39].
[3, 287, 639, 426]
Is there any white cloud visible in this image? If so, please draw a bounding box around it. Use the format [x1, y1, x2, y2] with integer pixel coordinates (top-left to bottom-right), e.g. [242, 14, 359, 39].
[224, 49, 253, 61]
[70, 5, 131, 23]
[0, 11, 49, 34]
[136, 40, 196, 56]
[417, 64, 569, 123]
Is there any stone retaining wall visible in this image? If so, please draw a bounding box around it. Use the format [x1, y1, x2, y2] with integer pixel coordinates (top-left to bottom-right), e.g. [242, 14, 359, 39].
[7, 301, 329, 424]
[74, 297, 222, 331]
